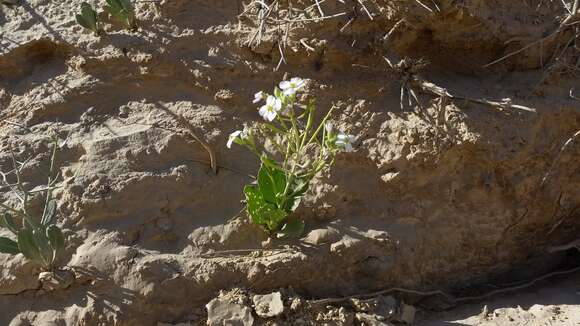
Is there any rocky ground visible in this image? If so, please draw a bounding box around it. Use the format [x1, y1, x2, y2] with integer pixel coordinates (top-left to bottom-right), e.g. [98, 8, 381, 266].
[0, 0, 579, 324]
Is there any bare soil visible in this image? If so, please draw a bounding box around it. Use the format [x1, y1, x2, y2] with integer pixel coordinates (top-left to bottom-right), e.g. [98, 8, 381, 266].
[0, 0, 579, 324]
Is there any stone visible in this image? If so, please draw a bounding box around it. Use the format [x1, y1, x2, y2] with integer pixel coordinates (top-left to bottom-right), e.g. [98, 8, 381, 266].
[252, 292, 284, 318]
[303, 228, 341, 245]
[38, 269, 75, 292]
[398, 304, 416, 325]
[355, 313, 393, 326]
[206, 297, 254, 326]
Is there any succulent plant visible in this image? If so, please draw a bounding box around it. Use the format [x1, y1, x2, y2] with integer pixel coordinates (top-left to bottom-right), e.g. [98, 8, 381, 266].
[0, 137, 66, 270]
[229, 78, 355, 238]
[76, 2, 103, 36]
[104, 0, 137, 31]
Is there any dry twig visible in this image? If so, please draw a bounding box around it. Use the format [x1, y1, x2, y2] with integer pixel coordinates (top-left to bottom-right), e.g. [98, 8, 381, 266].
[541, 129, 580, 186]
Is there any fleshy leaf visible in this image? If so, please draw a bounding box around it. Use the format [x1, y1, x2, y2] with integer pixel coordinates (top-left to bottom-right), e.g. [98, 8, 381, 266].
[244, 185, 267, 225]
[244, 185, 287, 231]
[278, 219, 305, 238]
[33, 228, 53, 266]
[41, 199, 57, 225]
[0, 237, 20, 255]
[76, 15, 91, 29]
[105, 0, 136, 30]
[284, 195, 302, 213]
[257, 164, 286, 205]
[262, 206, 287, 231]
[0, 212, 18, 234]
[46, 225, 65, 256]
[17, 229, 42, 263]
[80, 2, 97, 27]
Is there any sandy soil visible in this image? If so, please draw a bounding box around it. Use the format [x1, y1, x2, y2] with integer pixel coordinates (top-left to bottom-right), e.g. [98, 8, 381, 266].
[0, 0, 579, 324]
[418, 272, 580, 325]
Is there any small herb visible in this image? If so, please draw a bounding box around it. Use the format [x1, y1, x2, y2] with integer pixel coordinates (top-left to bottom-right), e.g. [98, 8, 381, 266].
[76, 2, 103, 36]
[0, 137, 67, 270]
[104, 0, 137, 31]
[228, 78, 355, 238]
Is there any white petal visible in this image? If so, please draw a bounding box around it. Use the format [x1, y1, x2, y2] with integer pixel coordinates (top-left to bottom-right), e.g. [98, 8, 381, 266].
[273, 98, 282, 111]
[266, 110, 277, 121]
[291, 77, 305, 88]
[279, 80, 291, 90]
[283, 88, 296, 96]
[324, 121, 334, 133]
[253, 91, 264, 103]
[259, 105, 269, 118]
[227, 130, 242, 148]
[226, 137, 234, 148]
[266, 95, 278, 106]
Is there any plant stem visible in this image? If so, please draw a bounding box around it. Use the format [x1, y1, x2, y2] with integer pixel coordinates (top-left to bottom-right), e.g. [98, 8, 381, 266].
[307, 106, 335, 145]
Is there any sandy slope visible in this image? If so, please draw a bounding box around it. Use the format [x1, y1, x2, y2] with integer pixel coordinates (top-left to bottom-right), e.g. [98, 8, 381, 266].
[0, 0, 579, 324]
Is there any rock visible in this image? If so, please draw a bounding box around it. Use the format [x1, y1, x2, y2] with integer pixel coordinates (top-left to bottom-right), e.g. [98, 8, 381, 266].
[398, 304, 416, 325]
[330, 235, 362, 254]
[206, 297, 254, 326]
[38, 269, 75, 292]
[355, 313, 393, 326]
[289, 297, 303, 311]
[0, 255, 41, 295]
[252, 292, 284, 318]
[351, 295, 397, 319]
[302, 228, 341, 245]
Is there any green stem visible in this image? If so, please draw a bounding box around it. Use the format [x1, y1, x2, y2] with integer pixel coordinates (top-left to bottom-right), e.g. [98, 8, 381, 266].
[300, 102, 315, 149]
[42, 138, 58, 224]
[307, 106, 335, 145]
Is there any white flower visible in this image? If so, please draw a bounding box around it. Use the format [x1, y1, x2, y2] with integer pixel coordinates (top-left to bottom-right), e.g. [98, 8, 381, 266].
[324, 121, 334, 134]
[258, 95, 282, 121]
[335, 133, 356, 152]
[227, 130, 243, 148]
[253, 91, 264, 103]
[279, 77, 306, 96]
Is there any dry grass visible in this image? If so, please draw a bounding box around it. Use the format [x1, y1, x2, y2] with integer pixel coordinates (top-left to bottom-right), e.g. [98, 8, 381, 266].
[238, 0, 376, 70]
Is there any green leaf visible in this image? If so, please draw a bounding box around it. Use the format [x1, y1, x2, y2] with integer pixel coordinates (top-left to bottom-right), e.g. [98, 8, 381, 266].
[257, 165, 286, 205]
[274, 87, 282, 99]
[244, 185, 267, 225]
[119, 0, 133, 11]
[17, 229, 42, 263]
[0, 212, 18, 234]
[0, 237, 20, 255]
[105, 0, 123, 12]
[76, 14, 91, 29]
[105, 0, 136, 30]
[46, 225, 65, 256]
[41, 199, 57, 226]
[292, 177, 310, 197]
[262, 206, 287, 231]
[76, 2, 99, 33]
[81, 2, 97, 26]
[244, 185, 287, 231]
[284, 195, 302, 213]
[33, 228, 53, 266]
[277, 219, 305, 238]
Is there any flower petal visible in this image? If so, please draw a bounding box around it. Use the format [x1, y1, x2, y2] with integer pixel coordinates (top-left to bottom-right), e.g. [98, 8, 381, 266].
[253, 91, 264, 103]
[279, 80, 291, 90]
[227, 130, 242, 148]
[259, 105, 269, 118]
[266, 110, 277, 121]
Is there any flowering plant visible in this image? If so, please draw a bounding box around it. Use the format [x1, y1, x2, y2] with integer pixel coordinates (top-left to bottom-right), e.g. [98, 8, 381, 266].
[228, 78, 354, 237]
